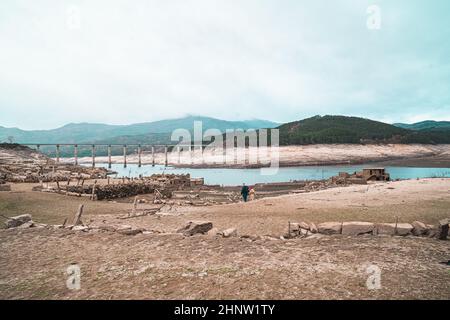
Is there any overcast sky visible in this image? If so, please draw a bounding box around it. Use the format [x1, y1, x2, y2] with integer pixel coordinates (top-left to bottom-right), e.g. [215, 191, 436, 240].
[1, 0, 449, 129]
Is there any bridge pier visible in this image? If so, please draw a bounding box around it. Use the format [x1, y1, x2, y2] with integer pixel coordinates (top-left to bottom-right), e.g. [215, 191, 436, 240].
[177, 146, 181, 164]
[74, 145, 78, 165]
[36, 144, 40, 152]
[56, 144, 60, 163]
[123, 145, 127, 168]
[108, 145, 112, 168]
[152, 146, 155, 167]
[164, 145, 168, 167]
[91, 144, 96, 167]
[138, 144, 142, 167]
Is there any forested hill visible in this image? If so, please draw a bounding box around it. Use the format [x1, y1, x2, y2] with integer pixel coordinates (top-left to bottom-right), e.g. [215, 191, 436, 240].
[393, 120, 450, 131]
[277, 116, 450, 145]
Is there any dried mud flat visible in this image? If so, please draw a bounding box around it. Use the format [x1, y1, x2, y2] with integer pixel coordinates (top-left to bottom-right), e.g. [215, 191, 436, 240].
[0, 229, 449, 300]
[69, 144, 450, 167]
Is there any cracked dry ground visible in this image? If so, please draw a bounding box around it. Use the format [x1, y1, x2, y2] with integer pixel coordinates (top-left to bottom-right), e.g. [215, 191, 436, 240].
[1, 228, 449, 300]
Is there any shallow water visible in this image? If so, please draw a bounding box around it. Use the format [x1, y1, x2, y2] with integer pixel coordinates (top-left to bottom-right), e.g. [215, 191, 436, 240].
[91, 163, 450, 186]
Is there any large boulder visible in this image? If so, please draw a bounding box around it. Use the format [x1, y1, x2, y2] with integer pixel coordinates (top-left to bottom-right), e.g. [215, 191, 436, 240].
[177, 221, 213, 236]
[206, 228, 221, 238]
[375, 223, 396, 235]
[17, 221, 34, 229]
[427, 224, 438, 238]
[342, 222, 374, 236]
[72, 225, 89, 232]
[396, 223, 414, 236]
[411, 221, 428, 236]
[376, 223, 413, 236]
[308, 222, 318, 234]
[117, 228, 143, 236]
[436, 219, 449, 240]
[298, 222, 310, 231]
[317, 222, 342, 235]
[222, 228, 238, 238]
[4, 214, 32, 229]
[0, 184, 11, 191]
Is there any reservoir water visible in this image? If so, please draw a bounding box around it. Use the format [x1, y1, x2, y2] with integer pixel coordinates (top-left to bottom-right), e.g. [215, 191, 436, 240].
[93, 163, 450, 186]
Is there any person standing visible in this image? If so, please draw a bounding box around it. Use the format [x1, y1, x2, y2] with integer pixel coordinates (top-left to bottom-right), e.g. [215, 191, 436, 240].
[241, 183, 250, 202]
[249, 187, 255, 201]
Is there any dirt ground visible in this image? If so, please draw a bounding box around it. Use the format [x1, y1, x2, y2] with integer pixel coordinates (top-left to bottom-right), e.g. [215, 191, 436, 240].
[1, 178, 450, 235]
[0, 229, 449, 300]
[0, 178, 449, 299]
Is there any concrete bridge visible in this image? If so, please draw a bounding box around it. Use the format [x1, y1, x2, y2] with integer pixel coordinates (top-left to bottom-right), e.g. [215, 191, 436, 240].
[21, 143, 190, 168]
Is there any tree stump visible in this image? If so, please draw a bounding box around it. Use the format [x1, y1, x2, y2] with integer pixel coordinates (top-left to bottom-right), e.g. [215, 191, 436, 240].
[437, 219, 449, 240]
[73, 204, 84, 226]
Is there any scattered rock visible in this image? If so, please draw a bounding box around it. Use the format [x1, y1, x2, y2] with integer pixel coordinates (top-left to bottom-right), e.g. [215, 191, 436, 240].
[308, 222, 318, 233]
[411, 221, 428, 236]
[117, 228, 143, 236]
[395, 223, 413, 236]
[436, 219, 449, 240]
[342, 222, 374, 236]
[427, 224, 438, 238]
[72, 225, 89, 232]
[17, 221, 34, 229]
[116, 225, 132, 232]
[222, 228, 237, 238]
[4, 214, 32, 229]
[298, 222, 310, 230]
[33, 223, 48, 228]
[177, 221, 213, 236]
[98, 225, 117, 232]
[317, 222, 342, 235]
[306, 233, 325, 239]
[206, 228, 221, 237]
[0, 184, 11, 191]
[375, 223, 396, 236]
[376, 223, 413, 236]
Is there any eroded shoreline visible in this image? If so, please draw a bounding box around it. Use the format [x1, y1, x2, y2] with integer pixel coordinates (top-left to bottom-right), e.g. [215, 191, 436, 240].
[61, 144, 450, 168]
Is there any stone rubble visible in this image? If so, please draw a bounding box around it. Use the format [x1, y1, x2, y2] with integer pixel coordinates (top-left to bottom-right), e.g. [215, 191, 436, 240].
[317, 222, 342, 235]
[2, 213, 449, 242]
[0, 144, 109, 183]
[222, 228, 238, 238]
[4, 214, 33, 229]
[177, 221, 213, 236]
[341, 222, 375, 236]
[287, 220, 447, 240]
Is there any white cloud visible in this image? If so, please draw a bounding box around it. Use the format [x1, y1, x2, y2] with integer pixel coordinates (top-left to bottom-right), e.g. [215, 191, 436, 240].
[0, 0, 449, 129]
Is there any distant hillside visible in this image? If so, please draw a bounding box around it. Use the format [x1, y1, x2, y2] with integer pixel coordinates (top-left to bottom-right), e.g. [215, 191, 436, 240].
[394, 120, 450, 131]
[277, 115, 450, 145]
[3, 116, 450, 156]
[0, 116, 280, 144]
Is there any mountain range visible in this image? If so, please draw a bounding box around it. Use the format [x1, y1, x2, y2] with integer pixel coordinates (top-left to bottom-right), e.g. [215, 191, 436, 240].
[279, 116, 450, 145]
[0, 116, 280, 144]
[393, 120, 450, 131]
[1, 116, 449, 155]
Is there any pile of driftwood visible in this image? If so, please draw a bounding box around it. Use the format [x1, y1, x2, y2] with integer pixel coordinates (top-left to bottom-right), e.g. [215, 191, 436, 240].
[35, 175, 181, 200]
[65, 183, 159, 200]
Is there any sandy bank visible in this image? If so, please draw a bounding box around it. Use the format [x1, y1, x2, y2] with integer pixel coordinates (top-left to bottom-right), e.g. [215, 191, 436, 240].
[61, 144, 450, 168]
